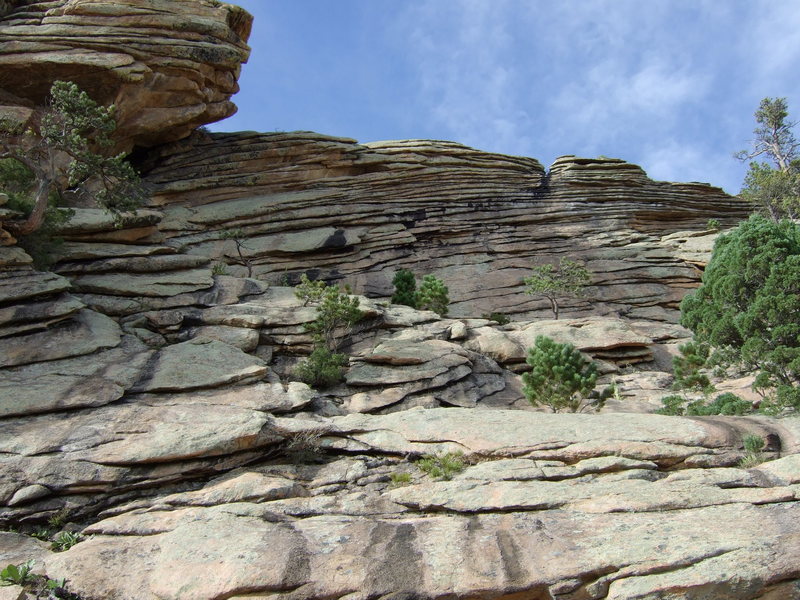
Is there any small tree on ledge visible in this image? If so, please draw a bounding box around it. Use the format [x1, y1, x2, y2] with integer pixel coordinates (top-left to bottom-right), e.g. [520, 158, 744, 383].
[523, 257, 590, 319]
[0, 80, 146, 237]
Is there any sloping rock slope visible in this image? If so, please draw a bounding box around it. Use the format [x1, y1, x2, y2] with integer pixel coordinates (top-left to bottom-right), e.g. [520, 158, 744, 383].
[0, 0, 252, 151]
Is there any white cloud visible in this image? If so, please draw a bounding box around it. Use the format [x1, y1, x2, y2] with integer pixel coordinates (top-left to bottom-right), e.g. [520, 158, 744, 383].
[640, 140, 745, 194]
[396, 0, 534, 154]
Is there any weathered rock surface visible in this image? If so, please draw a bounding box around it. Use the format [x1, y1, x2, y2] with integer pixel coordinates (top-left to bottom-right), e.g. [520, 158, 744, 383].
[0, 0, 252, 150]
[0, 5, 788, 598]
[137, 132, 750, 322]
[12, 408, 795, 600]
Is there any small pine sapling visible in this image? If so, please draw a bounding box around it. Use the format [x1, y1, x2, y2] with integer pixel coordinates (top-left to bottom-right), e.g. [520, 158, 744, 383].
[523, 258, 590, 319]
[391, 268, 417, 307]
[522, 335, 611, 413]
[415, 274, 449, 316]
[220, 228, 254, 277]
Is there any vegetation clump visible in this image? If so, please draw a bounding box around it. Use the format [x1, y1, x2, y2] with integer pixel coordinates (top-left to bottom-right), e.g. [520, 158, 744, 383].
[0, 80, 145, 237]
[416, 452, 466, 480]
[738, 434, 767, 468]
[482, 311, 510, 325]
[670, 341, 714, 395]
[51, 531, 83, 553]
[523, 258, 590, 319]
[1, 559, 82, 599]
[736, 97, 799, 220]
[294, 347, 349, 389]
[390, 269, 450, 316]
[522, 335, 612, 413]
[391, 268, 417, 307]
[680, 215, 800, 414]
[415, 274, 450, 316]
[293, 275, 363, 389]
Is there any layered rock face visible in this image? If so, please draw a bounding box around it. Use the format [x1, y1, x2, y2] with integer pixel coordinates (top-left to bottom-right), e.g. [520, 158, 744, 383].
[1, 2, 796, 599]
[0, 0, 252, 150]
[140, 131, 750, 322]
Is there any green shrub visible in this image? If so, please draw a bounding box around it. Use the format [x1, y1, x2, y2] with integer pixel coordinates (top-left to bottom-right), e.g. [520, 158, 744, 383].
[416, 452, 466, 480]
[739, 434, 766, 468]
[415, 274, 449, 316]
[522, 336, 611, 413]
[658, 392, 751, 416]
[672, 341, 714, 394]
[686, 392, 751, 416]
[391, 269, 417, 307]
[1, 81, 145, 237]
[0, 560, 35, 586]
[680, 215, 800, 412]
[51, 531, 82, 552]
[294, 273, 328, 306]
[293, 347, 348, 389]
[389, 472, 412, 486]
[304, 284, 362, 351]
[706, 218, 721, 230]
[523, 258, 590, 319]
[656, 394, 687, 415]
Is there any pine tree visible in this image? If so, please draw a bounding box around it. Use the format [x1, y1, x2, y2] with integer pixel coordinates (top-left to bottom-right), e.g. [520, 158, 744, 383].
[0, 80, 145, 237]
[415, 274, 449, 316]
[523, 258, 590, 319]
[391, 268, 417, 307]
[522, 335, 609, 413]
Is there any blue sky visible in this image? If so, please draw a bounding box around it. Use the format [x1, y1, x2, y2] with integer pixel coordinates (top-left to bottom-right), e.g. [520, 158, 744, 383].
[212, 1, 800, 195]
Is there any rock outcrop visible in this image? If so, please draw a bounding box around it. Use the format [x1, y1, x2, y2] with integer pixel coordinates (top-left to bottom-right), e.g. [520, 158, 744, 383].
[0, 0, 252, 151]
[3, 405, 800, 600]
[1, 3, 795, 599]
[139, 132, 751, 322]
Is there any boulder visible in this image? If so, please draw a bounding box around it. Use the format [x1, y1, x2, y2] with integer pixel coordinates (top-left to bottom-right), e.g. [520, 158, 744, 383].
[0, 0, 252, 151]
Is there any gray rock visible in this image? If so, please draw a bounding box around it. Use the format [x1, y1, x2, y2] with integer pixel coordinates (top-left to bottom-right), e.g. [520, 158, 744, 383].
[0, 309, 122, 368]
[133, 339, 268, 393]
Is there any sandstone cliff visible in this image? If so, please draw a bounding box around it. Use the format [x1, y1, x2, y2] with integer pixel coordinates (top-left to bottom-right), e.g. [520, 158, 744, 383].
[0, 0, 252, 151]
[135, 131, 749, 323]
[1, 2, 798, 600]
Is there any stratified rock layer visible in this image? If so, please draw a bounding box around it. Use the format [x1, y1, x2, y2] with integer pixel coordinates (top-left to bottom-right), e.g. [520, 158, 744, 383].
[140, 132, 751, 322]
[0, 0, 252, 150]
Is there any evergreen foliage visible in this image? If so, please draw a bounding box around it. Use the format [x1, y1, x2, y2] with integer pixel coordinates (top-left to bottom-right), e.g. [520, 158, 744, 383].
[305, 284, 363, 352]
[0, 80, 146, 237]
[523, 258, 590, 319]
[293, 277, 363, 389]
[685, 393, 751, 416]
[415, 274, 450, 316]
[294, 273, 327, 306]
[680, 215, 800, 412]
[522, 335, 609, 413]
[391, 268, 417, 307]
[293, 347, 349, 389]
[736, 97, 800, 220]
[671, 341, 714, 394]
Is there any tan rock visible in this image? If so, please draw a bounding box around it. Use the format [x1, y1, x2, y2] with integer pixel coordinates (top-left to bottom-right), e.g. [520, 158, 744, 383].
[143, 132, 750, 321]
[0, 0, 252, 151]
